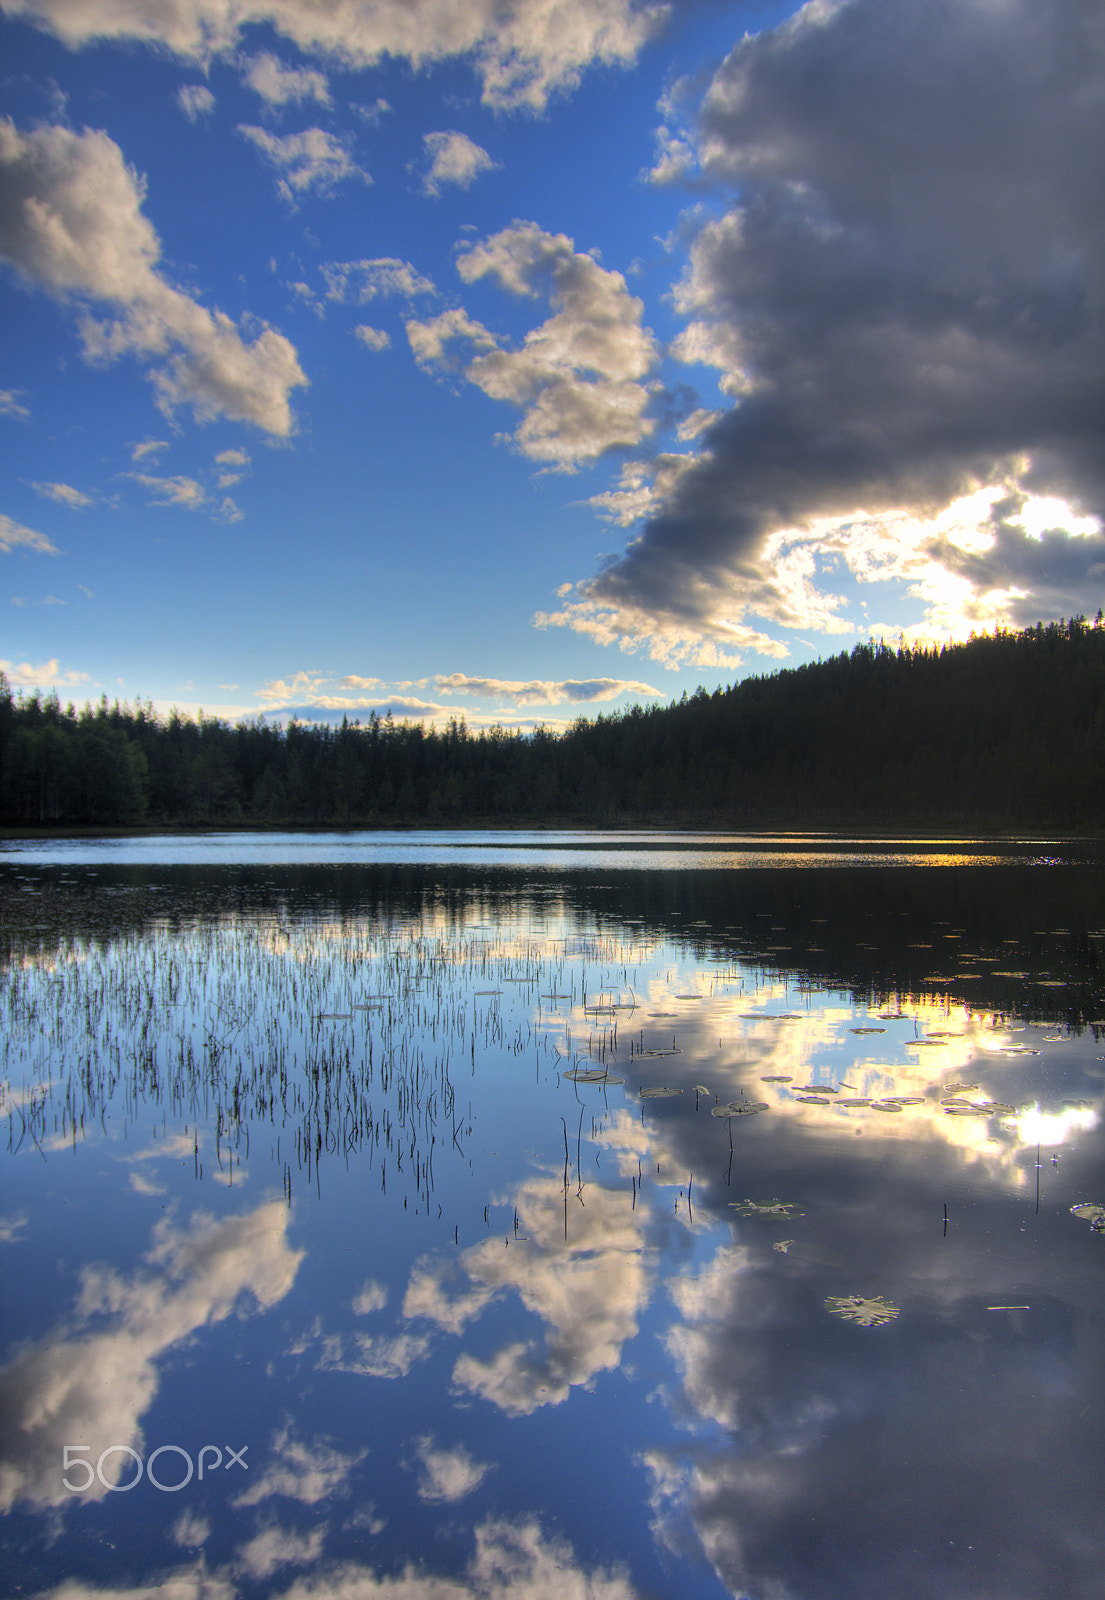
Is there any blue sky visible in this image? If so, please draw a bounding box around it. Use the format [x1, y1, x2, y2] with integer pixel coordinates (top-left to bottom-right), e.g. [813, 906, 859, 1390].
[2, 0, 1102, 729]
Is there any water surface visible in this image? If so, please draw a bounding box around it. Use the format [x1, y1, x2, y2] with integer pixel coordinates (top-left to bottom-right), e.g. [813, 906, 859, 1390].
[1, 835, 1102, 1599]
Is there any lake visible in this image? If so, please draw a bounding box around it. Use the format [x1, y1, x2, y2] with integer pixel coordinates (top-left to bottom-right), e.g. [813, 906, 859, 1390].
[1, 832, 1103, 1600]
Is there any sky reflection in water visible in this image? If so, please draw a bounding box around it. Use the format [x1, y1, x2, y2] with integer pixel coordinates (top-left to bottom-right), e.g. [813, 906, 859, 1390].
[1, 838, 1103, 1599]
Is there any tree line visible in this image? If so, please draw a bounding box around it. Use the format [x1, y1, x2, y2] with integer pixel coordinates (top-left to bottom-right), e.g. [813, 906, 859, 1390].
[2, 617, 1103, 831]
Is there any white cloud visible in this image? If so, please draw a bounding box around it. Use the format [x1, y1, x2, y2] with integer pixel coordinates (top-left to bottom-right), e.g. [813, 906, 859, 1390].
[435, 673, 660, 705]
[233, 1423, 366, 1507]
[0, 388, 30, 418]
[408, 221, 659, 470]
[238, 124, 368, 202]
[419, 130, 497, 196]
[0, 1202, 303, 1511]
[406, 1176, 652, 1416]
[130, 471, 208, 509]
[243, 51, 331, 107]
[237, 1525, 326, 1580]
[533, 591, 790, 671]
[0, 118, 307, 435]
[585, 452, 701, 528]
[322, 257, 436, 304]
[352, 1278, 388, 1314]
[177, 83, 215, 120]
[412, 1434, 493, 1503]
[215, 445, 251, 486]
[319, 1330, 431, 1378]
[354, 324, 390, 352]
[6, 0, 668, 113]
[0, 658, 91, 690]
[130, 437, 168, 461]
[29, 480, 93, 508]
[0, 513, 58, 553]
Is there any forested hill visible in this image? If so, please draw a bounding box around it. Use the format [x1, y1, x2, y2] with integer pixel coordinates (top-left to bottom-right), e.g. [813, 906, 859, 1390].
[2, 618, 1103, 832]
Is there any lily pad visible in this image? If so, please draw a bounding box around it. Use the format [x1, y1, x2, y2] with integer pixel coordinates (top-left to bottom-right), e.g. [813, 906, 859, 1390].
[564, 1068, 624, 1084]
[762, 1074, 793, 1082]
[871, 1101, 904, 1112]
[773, 1240, 795, 1253]
[640, 1086, 683, 1098]
[1070, 1203, 1105, 1231]
[825, 1294, 900, 1326]
[796, 1095, 830, 1104]
[730, 1199, 805, 1218]
[712, 1101, 770, 1116]
[838, 1097, 873, 1106]
[851, 1027, 886, 1035]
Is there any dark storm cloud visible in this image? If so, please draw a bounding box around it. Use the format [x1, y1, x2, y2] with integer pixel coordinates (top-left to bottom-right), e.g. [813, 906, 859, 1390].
[573, 0, 1105, 651]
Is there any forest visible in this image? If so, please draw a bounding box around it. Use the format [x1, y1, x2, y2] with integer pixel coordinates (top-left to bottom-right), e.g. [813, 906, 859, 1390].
[2, 618, 1103, 832]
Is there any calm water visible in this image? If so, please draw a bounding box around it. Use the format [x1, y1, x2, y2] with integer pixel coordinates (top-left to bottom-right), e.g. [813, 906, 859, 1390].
[1, 833, 1103, 1600]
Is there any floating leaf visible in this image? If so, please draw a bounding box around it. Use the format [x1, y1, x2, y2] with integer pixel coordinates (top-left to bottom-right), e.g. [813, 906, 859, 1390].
[888, 1095, 925, 1106]
[318, 1012, 352, 1021]
[851, 1027, 886, 1035]
[796, 1095, 830, 1104]
[1070, 1203, 1105, 1231]
[838, 1097, 872, 1106]
[871, 1101, 904, 1112]
[640, 1086, 682, 1098]
[798, 1084, 839, 1094]
[944, 1082, 980, 1093]
[825, 1294, 900, 1326]
[730, 1199, 804, 1218]
[773, 1240, 795, 1253]
[762, 1074, 792, 1082]
[564, 1068, 623, 1084]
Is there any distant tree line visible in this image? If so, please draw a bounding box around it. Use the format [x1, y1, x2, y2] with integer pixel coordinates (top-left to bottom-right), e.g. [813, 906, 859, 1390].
[2, 617, 1103, 831]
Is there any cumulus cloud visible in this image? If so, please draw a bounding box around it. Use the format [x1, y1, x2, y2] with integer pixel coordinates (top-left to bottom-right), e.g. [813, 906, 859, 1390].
[236, 1525, 326, 1580]
[177, 83, 215, 120]
[215, 446, 251, 487]
[0, 1201, 303, 1510]
[5, 0, 667, 112]
[0, 657, 88, 688]
[130, 471, 208, 509]
[130, 437, 168, 461]
[29, 480, 92, 508]
[0, 513, 58, 553]
[419, 130, 497, 196]
[412, 1434, 493, 1503]
[24, 1518, 643, 1600]
[319, 1330, 431, 1378]
[0, 119, 307, 434]
[435, 673, 660, 705]
[322, 257, 436, 304]
[232, 1424, 366, 1507]
[0, 387, 30, 418]
[238, 124, 367, 202]
[243, 51, 331, 107]
[406, 1176, 652, 1415]
[354, 324, 390, 352]
[408, 220, 658, 470]
[548, 0, 1105, 660]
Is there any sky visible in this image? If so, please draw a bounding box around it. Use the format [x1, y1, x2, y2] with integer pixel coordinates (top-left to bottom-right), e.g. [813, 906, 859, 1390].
[1, 0, 1102, 731]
